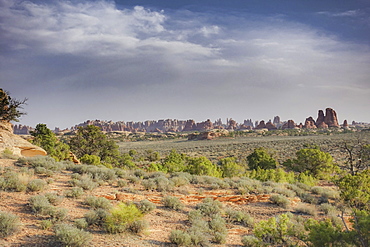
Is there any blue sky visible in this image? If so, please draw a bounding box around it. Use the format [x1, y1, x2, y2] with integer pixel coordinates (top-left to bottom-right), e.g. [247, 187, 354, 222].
[1, 0, 370, 129]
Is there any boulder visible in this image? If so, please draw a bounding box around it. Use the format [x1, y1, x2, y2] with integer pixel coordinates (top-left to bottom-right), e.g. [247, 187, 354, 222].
[0, 121, 47, 157]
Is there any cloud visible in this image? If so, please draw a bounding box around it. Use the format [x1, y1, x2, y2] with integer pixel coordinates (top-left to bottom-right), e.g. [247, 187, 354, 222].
[317, 10, 360, 17]
[1, 0, 369, 127]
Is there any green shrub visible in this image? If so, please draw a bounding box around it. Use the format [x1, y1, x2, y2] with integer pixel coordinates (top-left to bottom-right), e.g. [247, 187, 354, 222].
[219, 157, 245, 178]
[0, 171, 28, 192]
[1, 148, 18, 159]
[225, 209, 254, 227]
[54, 223, 92, 247]
[27, 179, 47, 192]
[136, 199, 156, 214]
[169, 230, 192, 246]
[44, 193, 64, 206]
[29, 195, 53, 215]
[241, 235, 260, 247]
[0, 211, 20, 237]
[320, 203, 338, 215]
[162, 196, 183, 211]
[84, 209, 109, 227]
[196, 198, 223, 217]
[73, 175, 98, 191]
[49, 207, 68, 222]
[40, 219, 53, 230]
[171, 175, 190, 187]
[209, 215, 227, 244]
[117, 179, 127, 187]
[74, 218, 88, 230]
[247, 147, 278, 170]
[270, 194, 290, 209]
[273, 187, 296, 198]
[295, 204, 317, 216]
[104, 203, 143, 234]
[126, 219, 148, 234]
[80, 154, 101, 165]
[84, 196, 112, 210]
[186, 156, 222, 177]
[65, 187, 84, 198]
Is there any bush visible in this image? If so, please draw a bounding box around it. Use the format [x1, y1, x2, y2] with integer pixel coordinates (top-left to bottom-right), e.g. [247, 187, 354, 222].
[270, 194, 290, 209]
[135, 199, 156, 214]
[65, 187, 84, 198]
[295, 204, 317, 216]
[117, 179, 127, 187]
[54, 224, 92, 247]
[84, 196, 112, 210]
[196, 198, 223, 217]
[185, 156, 222, 177]
[104, 203, 143, 234]
[0, 171, 28, 192]
[225, 209, 254, 227]
[126, 220, 148, 234]
[162, 196, 183, 211]
[209, 215, 227, 244]
[74, 218, 88, 230]
[27, 179, 47, 192]
[247, 147, 278, 170]
[44, 193, 64, 206]
[84, 209, 109, 227]
[80, 154, 101, 166]
[169, 230, 192, 246]
[29, 195, 53, 215]
[241, 235, 260, 247]
[320, 203, 338, 215]
[40, 219, 53, 230]
[0, 211, 20, 237]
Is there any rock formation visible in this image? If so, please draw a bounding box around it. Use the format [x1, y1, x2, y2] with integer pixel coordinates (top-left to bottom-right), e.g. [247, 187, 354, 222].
[188, 129, 229, 140]
[304, 117, 316, 129]
[0, 121, 47, 157]
[282, 120, 296, 129]
[273, 116, 281, 126]
[315, 108, 339, 128]
[255, 120, 267, 129]
[324, 108, 340, 128]
[227, 119, 237, 130]
[343, 120, 349, 128]
[265, 121, 277, 130]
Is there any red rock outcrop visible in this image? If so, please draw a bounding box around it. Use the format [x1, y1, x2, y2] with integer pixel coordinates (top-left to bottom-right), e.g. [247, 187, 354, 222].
[196, 119, 213, 131]
[282, 120, 296, 129]
[182, 120, 196, 132]
[316, 110, 325, 128]
[265, 122, 277, 130]
[304, 117, 317, 129]
[227, 119, 237, 130]
[255, 120, 267, 129]
[343, 120, 349, 128]
[324, 108, 340, 128]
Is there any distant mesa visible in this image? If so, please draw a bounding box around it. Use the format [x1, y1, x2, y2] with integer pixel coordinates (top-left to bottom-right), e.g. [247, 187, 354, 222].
[13, 107, 368, 136]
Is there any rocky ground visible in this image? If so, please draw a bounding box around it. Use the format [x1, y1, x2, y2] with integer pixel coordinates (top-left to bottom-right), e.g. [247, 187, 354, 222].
[0, 157, 332, 247]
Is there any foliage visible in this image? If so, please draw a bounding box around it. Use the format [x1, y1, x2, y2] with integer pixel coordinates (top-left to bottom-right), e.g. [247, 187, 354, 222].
[162, 196, 183, 211]
[161, 149, 187, 173]
[104, 203, 143, 234]
[65, 187, 84, 198]
[270, 194, 290, 209]
[31, 124, 70, 161]
[0, 211, 20, 237]
[68, 125, 120, 165]
[54, 224, 92, 247]
[84, 196, 112, 210]
[0, 88, 27, 122]
[225, 209, 254, 227]
[185, 156, 222, 177]
[247, 147, 278, 170]
[135, 199, 156, 214]
[0, 171, 28, 192]
[195, 198, 223, 218]
[27, 179, 47, 192]
[218, 157, 245, 178]
[80, 154, 101, 166]
[336, 170, 370, 210]
[293, 148, 337, 179]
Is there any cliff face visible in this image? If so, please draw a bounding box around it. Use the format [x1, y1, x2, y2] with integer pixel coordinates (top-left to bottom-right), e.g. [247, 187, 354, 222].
[1, 121, 47, 157]
[314, 108, 339, 128]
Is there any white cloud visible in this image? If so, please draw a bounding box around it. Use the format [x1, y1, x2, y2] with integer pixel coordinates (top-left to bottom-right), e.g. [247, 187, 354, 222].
[1, 0, 370, 127]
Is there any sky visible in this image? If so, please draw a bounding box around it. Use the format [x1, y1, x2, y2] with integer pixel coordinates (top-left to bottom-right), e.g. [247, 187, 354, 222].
[1, 0, 370, 129]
